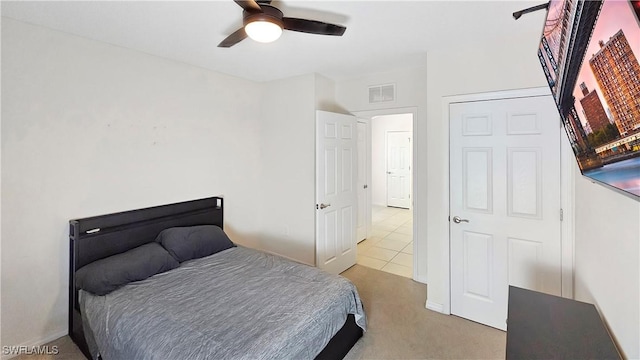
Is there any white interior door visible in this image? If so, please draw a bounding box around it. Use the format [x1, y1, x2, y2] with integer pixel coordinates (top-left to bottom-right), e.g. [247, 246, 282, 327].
[316, 110, 357, 275]
[386, 131, 411, 209]
[450, 95, 562, 330]
[356, 121, 370, 242]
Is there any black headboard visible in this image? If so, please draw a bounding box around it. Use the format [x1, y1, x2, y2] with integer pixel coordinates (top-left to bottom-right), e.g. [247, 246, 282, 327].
[68, 196, 223, 359]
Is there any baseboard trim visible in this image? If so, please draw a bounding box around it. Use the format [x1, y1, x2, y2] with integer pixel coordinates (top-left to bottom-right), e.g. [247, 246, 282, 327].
[413, 274, 427, 284]
[1, 329, 67, 360]
[426, 300, 445, 313]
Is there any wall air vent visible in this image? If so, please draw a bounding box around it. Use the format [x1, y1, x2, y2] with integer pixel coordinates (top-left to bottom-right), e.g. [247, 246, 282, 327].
[368, 83, 395, 103]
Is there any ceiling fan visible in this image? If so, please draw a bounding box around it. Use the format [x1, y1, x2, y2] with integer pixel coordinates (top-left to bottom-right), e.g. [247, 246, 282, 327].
[218, 0, 347, 47]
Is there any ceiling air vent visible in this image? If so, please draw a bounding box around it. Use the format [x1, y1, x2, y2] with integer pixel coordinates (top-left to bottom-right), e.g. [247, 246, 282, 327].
[368, 84, 395, 103]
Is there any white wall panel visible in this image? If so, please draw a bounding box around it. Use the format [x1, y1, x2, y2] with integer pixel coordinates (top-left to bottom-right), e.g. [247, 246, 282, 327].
[341, 206, 353, 254]
[575, 174, 640, 358]
[463, 148, 493, 213]
[508, 148, 541, 218]
[463, 231, 493, 301]
[325, 148, 337, 196]
[342, 148, 353, 192]
[341, 124, 352, 139]
[463, 114, 492, 136]
[259, 73, 317, 266]
[325, 123, 337, 138]
[323, 210, 338, 263]
[507, 113, 540, 135]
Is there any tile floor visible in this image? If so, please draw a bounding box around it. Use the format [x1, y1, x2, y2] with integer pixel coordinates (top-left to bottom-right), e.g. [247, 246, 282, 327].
[356, 205, 413, 278]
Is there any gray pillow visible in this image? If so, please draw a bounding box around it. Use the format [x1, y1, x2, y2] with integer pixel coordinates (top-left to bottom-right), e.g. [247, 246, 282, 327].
[155, 225, 235, 262]
[76, 242, 179, 296]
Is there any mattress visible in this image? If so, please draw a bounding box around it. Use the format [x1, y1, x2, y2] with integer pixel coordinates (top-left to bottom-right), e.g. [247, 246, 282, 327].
[80, 246, 366, 360]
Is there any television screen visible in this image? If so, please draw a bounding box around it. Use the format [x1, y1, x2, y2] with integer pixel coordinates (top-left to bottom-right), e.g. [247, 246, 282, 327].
[538, 0, 640, 199]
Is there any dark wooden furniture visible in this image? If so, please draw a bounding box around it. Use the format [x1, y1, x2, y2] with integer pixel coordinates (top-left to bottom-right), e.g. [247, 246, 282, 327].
[69, 196, 362, 360]
[506, 286, 620, 359]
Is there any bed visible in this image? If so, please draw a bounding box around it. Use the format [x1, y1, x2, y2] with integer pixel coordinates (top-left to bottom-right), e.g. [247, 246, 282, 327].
[69, 197, 365, 360]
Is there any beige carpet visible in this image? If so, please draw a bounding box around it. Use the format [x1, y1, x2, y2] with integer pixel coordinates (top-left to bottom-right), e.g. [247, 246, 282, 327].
[16, 265, 505, 360]
[342, 265, 505, 359]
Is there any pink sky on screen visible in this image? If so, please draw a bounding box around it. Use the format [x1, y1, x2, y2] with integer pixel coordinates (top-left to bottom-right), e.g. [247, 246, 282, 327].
[573, 0, 640, 128]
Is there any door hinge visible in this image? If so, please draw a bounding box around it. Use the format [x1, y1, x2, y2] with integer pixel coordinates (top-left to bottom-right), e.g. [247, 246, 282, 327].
[560, 208, 564, 221]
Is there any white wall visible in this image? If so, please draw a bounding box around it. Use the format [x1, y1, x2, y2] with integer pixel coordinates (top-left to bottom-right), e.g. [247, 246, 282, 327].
[255, 73, 346, 266]
[574, 175, 640, 359]
[425, 27, 640, 359]
[315, 74, 345, 114]
[335, 63, 428, 282]
[371, 114, 413, 206]
[256, 74, 317, 265]
[1, 18, 264, 350]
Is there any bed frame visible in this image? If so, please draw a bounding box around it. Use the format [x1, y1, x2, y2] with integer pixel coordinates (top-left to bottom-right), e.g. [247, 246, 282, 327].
[69, 197, 362, 360]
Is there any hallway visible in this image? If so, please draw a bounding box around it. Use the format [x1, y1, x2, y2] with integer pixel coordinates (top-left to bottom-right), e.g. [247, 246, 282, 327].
[356, 205, 413, 278]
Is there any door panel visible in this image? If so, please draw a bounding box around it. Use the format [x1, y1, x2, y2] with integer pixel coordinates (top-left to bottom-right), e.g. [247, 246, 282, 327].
[450, 95, 562, 331]
[342, 148, 353, 191]
[316, 111, 357, 275]
[508, 148, 541, 218]
[463, 148, 493, 213]
[341, 206, 353, 253]
[463, 231, 493, 300]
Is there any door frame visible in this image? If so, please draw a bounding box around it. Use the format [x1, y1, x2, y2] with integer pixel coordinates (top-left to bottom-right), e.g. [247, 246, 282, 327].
[437, 87, 575, 315]
[352, 107, 422, 282]
[357, 119, 372, 242]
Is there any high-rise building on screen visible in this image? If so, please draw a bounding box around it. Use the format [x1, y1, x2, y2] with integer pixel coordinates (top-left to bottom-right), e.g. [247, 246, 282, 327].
[579, 82, 610, 133]
[589, 29, 640, 135]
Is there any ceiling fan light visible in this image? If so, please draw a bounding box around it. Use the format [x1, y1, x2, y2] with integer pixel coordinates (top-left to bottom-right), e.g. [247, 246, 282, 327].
[245, 20, 282, 43]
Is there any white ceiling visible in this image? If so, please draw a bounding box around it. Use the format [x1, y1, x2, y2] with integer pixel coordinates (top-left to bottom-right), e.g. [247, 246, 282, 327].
[1, 1, 547, 82]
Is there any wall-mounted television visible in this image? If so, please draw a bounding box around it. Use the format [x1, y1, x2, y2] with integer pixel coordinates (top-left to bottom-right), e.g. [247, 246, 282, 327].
[538, 0, 640, 200]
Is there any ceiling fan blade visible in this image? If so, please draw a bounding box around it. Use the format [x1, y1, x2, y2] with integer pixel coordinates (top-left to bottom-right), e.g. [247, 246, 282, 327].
[283, 18, 346, 36]
[234, 0, 262, 12]
[218, 28, 248, 48]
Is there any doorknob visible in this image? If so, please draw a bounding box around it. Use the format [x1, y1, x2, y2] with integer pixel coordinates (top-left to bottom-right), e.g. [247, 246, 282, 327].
[452, 216, 469, 224]
[319, 203, 331, 209]
[387, 171, 392, 174]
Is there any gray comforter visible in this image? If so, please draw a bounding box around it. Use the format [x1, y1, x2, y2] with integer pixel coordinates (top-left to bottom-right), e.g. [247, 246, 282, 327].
[80, 246, 366, 360]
